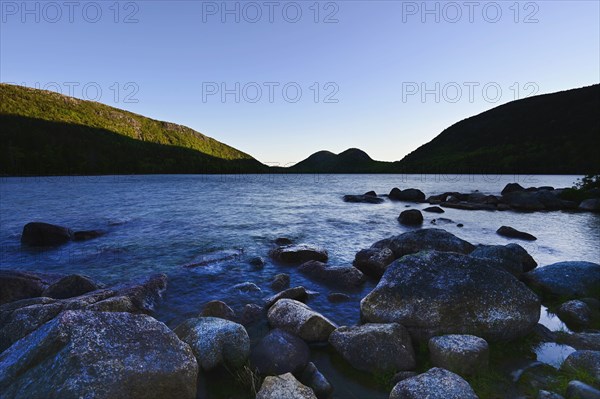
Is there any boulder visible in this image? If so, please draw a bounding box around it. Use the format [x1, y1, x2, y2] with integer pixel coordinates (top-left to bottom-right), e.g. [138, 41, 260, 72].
[370, 228, 475, 259]
[256, 373, 317, 399]
[249, 256, 266, 269]
[201, 300, 236, 321]
[298, 261, 365, 288]
[275, 237, 293, 246]
[265, 286, 309, 309]
[360, 251, 540, 342]
[566, 381, 600, 399]
[0, 270, 62, 305]
[502, 183, 525, 195]
[233, 282, 262, 293]
[389, 188, 426, 202]
[579, 198, 600, 212]
[0, 310, 198, 399]
[497, 226, 537, 241]
[365, 190, 377, 197]
[41, 274, 98, 299]
[398, 210, 424, 226]
[423, 206, 445, 213]
[353, 247, 396, 279]
[523, 261, 600, 299]
[470, 243, 537, 277]
[557, 333, 600, 351]
[174, 317, 250, 371]
[268, 299, 337, 342]
[271, 273, 291, 291]
[441, 202, 497, 211]
[343, 194, 384, 204]
[502, 191, 546, 211]
[20, 222, 73, 246]
[561, 350, 600, 381]
[239, 303, 263, 326]
[558, 300, 592, 330]
[389, 367, 479, 399]
[329, 323, 415, 373]
[428, 335, 489, 376]
[72, 230, 105, 241]
[270, 244, 328, 264]
[250, 329, 310, 375]
[299, 362, 333, 399]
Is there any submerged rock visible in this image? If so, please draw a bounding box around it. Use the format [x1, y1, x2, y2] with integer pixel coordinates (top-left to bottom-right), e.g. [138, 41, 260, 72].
[72, 230, 105, 241]
[360, 251, 540, 342]
[329, 323, 416, 374]
[256, 373, 317, 399]
[0, 310, 198, 399]
[398, 209, 424, 226]
[429, 335, 489, 377]
[389, 367, 479, 399]
[269, 244, 328, 264]
[250, 329, 310, 375]
[423, 206, 445, 213]
[41, 274, 98, 299]
[497, 226, 537, 241]
[523, 261, 600, 300]
[271, 273, 291, 291]
[20, 222, 73, 246]
[268, 299, 337, 342]
[298, 261, 365, 288]
[174, 317, 250, 371]
[327, 293, 351, 303]
[343, 194, 384, 204]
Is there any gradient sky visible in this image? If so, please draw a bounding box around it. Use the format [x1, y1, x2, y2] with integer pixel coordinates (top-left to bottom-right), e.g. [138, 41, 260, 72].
[1, 0, 599, 165]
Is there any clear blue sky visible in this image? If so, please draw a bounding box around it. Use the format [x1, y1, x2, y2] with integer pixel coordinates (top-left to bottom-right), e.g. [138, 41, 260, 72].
[1, 0, 599, 165]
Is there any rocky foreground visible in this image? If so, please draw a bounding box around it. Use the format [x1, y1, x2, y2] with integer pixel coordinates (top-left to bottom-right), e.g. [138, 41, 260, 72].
[1, 223, 600, 398]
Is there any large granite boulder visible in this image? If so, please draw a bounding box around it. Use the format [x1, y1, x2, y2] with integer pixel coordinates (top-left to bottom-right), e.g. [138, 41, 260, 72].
[353, 247, 396, 278]
[389, 367, 479, 399]
[557, 300, 592, 330]
[329, 323, 415, 373]
[256, 373, 317, 399]
[298, 261, 365, 288]
[270, 245, 328, 264]
[174, 317, 250, 371]
[523, 261, 600, 300]
[0, 310, 198, 399]
[20, 222, 73, 246]
[250, 329, 310, 375]
[470, 243, 537, 277]
[428, 335, 489, 376]
[360, 251, 540, 342]
[561, 350, 600, 381]
[268, 299, 337, 342]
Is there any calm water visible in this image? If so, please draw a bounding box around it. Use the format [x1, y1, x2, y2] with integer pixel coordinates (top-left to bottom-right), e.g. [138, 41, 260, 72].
[1, 174, 599, 398]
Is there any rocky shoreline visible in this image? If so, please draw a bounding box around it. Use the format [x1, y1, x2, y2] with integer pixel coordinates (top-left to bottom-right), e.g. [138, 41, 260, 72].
[1, 210, 600, 398]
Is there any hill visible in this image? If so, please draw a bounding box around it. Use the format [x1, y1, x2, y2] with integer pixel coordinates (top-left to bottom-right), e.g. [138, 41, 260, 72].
[288, 148, 393, 173]
[0, 84, 266, 175]
[396, 84, 600, 174]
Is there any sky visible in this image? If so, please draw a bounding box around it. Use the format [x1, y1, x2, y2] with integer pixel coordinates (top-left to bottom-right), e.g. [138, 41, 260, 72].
[1, 0, 599, 166]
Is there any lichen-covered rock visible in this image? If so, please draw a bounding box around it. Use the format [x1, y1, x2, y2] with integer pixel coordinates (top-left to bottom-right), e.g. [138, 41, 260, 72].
[41, 274, 98, 299]
[0, 310, 198, 399]
[561, 350, 600, 381]
[269, 244, 328, 264]
[250, 329, 310, 375]
[360, 251, 540, 342]
[428, 335, 489, 376]
[329, 323, 415, 374]
[470, 243, 537, 277]
[353, 247, 396, 278]
[389, 367, 479, 399]
[299, 362, 333, 399]
[523, 262, 600, 300]
[256, 373, 317, 399]
[298, 261, 365, 288]
[201, 300, 236, 321]
[174, 317, 250, 371]
[268, 299, 337, 342]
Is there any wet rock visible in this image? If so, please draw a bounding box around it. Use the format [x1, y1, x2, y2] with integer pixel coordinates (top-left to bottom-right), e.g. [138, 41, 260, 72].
[239, 303, 264, 326]
[364, 190, 377, 197]
[256, 373, 317, 399]
[502, 183, 526, 195]
[268, 299, 337, 343]
[523, 261, 600, 300]
[0, 270, 62, 305]
[557, 333, 600, 351]
[174, 317, 250, 371]
[429, 335, 489, 376]
[360, 251, 540, 343]
[561, 350, 600, 381]
[441, 201, 497, 211]
[517, 362, 561, 394]
[265, 286, 309, 308]
[275, 237, 293, 246]
[497, 226, 537, 241]
[298, 261, 365, 288]
[250, 329, 310, 375]
[398, 209, 424, 226]
[299, 362, 333, 399]
[0, 310, 198, 399]
[343, 194, 384, 204]
[201, 300, 236, 321]
[249, 256, 266, 269]
[271, 273, 291, 291]
[41, 274, 98, 299]
[430, 218, 454, 225]
[389, 367, 479, 399]
[327, 293, 351, 303]
[470, 243, 538, 277]
[579, 198, 600, 212]
[558, 300, 592, 330]
[538, 390, 565, 399]
[353, 247, 396, 279]
[371, 228, 475, 259]
[457, 223, 464, 227]
[233, 282, 262, 293]
[502, 191, 546, 211]
[389, 188, 426, 202]
[566, 381, 600, 399]
[72, 230, 105, 241]
[423, 206, 445, 213]
[20, 222, 73, 246]
[183, 249, 242, 269]
[269, 244, 328, 264]
[329, 323, 415, 374]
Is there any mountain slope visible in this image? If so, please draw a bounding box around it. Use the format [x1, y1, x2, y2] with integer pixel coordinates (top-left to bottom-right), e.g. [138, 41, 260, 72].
[396, 84, 600, 174]
[0, 84, 266, 175]
[289, 148, 393, 173]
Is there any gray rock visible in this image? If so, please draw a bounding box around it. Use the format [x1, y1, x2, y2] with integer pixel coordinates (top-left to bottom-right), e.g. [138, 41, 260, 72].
[371, 228, 475, 259]
[523, 261, 600, 299]
[579, 198, 600, 212]
[423, 206, 445, 213]
[271, 273, 291, 291]
[389, 188, 426, 202]
[270, 244, 328, 264]
[41, 274, 98, 299]
[201, 300, 236, 321]
[497, 226, 537, 241]
[299, 362, 333, 399]
[174, 316, 250, 371]
[429, 335, 489, 376]
[298, 261, 365, 288]
[250, 329, 310, 375]
[558, 300, 592, 330]
[268, 299, 337, 342]
[0, 270, 62, 305]
[398, 210, 424, 226]
[360, 251, 540, 343]
[538, 390, 565, 399]
[566, 381, 600, 399]
[265, 286, 309, 308]
[20, 222, 73, 246]
[257, 373, 317, 399]
[343, 194, 384, 204]
[470, 243, 537, 277]
[389, 367, 479, 399]
[239, 303, 263, 326]
[329, 323, 415, 374]
[0, 310, 198, 399]
[353, 247, 396, 279]
[561, 350, 600, 381]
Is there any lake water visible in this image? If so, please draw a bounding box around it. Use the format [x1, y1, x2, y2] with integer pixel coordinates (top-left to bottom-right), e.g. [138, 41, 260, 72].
[1, 174, 599, 398]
